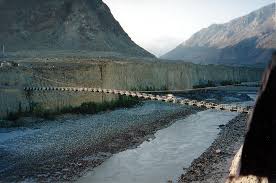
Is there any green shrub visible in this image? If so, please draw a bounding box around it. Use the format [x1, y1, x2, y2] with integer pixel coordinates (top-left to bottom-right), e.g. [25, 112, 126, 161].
[193, 81, 216, 89]
[131, 85, 168, 91]
[62, 96, 139, 114]
[220, 80, 241, 86]
[3, 96, 140, 122]
[6, 111, 21, 121]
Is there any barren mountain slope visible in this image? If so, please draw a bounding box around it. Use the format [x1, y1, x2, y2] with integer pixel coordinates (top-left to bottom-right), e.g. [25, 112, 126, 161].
[162, 3, 276, 66]
[0, 0, 154, 58]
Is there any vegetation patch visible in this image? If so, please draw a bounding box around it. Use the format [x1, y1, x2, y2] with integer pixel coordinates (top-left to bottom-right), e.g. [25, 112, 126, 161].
[131, 85, 168, 92]
[193, 81, 216, 89]
[220, 80, 241, 86]
[1, 96, 139, 127]
[193, 80, 242, 89]
[59, 95, 139, 114]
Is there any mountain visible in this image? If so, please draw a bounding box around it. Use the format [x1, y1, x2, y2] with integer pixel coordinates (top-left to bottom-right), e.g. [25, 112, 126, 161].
[161, 3, 276, 66]
[0, 0, 154, 58]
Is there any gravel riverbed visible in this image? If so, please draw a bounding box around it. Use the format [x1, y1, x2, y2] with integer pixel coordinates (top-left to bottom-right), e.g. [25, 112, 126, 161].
[0, 101, 200, 182]
[179, 113, 248, 183]
[0, 87, 255, 183]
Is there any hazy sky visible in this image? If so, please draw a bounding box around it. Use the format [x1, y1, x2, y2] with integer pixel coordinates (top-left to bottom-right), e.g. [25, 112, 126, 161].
[103, 0, 275, 56]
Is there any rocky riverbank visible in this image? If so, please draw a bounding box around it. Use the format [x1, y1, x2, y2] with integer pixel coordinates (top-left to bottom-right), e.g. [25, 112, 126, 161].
[0, 101, 200, 182]
[179, 113, 248, 183]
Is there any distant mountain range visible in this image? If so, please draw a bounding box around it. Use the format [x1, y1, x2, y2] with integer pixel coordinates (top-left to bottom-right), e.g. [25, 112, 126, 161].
[0, 0, 154, 58]
[161, 3, 276, 66]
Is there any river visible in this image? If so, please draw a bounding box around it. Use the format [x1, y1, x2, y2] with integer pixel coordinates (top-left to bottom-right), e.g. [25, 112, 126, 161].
[0, 89, 256, 182]
[77, 110, 238, 183]
[77, 91, 257, 183]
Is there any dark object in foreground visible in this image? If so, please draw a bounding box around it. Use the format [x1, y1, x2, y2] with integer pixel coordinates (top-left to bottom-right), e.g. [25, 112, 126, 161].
[240, 52, 276, 181]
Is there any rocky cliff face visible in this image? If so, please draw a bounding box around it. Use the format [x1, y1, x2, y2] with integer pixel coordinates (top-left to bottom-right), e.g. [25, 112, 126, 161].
[0, 0, 154, 58]
[162, 3, 276, 66]
[0, 58, 263, 118]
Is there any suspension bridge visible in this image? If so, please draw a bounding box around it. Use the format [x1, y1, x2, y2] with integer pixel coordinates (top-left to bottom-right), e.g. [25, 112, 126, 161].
[24, 86, 252, 114]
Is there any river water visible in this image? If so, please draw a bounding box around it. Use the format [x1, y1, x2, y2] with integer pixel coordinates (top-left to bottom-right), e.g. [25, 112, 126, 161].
[77, 110, 238, 183]
[77, 91, 258, 183]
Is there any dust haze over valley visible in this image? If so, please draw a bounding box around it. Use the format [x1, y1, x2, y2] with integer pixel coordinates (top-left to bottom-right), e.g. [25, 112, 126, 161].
[161, 3, 276, 66]
[0, 0, 275, 183]
[104, 0, 275, 61]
